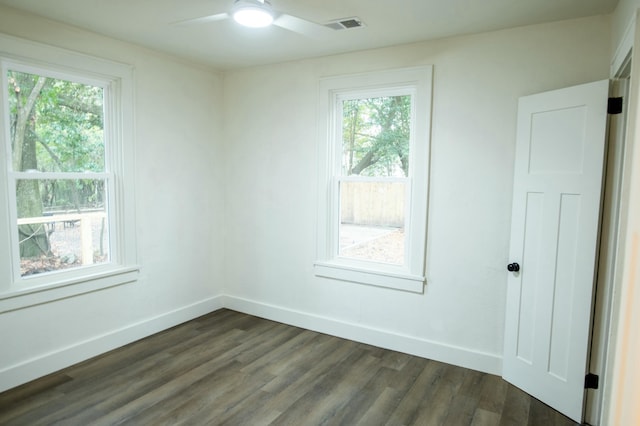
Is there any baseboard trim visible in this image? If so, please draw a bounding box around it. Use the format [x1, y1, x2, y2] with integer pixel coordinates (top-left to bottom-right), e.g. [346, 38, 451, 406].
[0, 295, 225, 393]
[222, 295, 502, 375]
[1, 294, 503, 393]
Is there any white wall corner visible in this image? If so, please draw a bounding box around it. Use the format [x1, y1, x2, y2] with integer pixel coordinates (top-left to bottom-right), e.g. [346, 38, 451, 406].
[223, 295, 503, 376]
[0, 295, 225, 393]
[611, 11, 636, 77]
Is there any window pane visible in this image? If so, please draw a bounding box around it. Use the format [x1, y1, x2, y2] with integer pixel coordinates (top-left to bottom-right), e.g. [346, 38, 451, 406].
[16, 179, 109, 276]
[341, 95, 411, 177]
[7, 70, 105, 173]
[339, 180, 405, 265]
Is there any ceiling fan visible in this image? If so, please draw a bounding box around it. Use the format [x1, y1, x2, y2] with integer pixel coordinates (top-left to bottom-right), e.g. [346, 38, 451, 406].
[175, 0, 337, 38]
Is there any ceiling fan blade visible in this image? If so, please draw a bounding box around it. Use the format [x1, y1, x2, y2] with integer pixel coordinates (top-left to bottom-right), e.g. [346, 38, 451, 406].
[171, 13, 230, 26]
[273, 14, 331, 39]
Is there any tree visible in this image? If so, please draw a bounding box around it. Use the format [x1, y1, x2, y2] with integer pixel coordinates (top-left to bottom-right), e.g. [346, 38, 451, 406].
[9, 72, 49, 257]
[342, 95, 411, 177]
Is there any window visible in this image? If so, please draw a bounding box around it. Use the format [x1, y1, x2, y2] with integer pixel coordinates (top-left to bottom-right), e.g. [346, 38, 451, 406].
[0, 34, 137, 311]
[315, 67, 432, 292]
[9, 69, 110, 276]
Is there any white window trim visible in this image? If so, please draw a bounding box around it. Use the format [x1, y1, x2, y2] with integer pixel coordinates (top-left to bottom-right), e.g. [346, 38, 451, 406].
[314, 66, 433, 293]
[0, 33, 138, 313]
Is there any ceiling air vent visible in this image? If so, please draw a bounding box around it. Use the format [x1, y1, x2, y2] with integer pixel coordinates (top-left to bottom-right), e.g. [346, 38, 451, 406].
[324, 17, 365, 31]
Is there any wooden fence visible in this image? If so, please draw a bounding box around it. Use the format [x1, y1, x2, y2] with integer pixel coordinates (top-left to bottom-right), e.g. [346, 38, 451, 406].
[340, 181, 405, 228]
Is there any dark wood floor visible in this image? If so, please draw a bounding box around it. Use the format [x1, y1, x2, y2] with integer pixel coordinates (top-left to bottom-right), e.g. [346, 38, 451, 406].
[0, 309, 578, 426]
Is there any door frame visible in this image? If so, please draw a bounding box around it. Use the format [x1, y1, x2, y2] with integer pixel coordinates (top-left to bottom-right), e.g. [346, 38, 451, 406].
[584, 60, 631, 425]
[601, 9, 640, 425]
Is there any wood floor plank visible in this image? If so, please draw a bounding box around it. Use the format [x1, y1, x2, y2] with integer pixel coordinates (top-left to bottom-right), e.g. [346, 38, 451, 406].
[258, 338, 358, 407]
[268, 348, 379, 425]
[527, 394, 554, 426]
[261, 332, 336, 379]
[438, 368, 486, 425]
[176, 369, 276, 425]
[325, 366, 403, 425]
[477, 372, 509, 415]
[299, 352, 383, 425]
[528, 395, 577, 426]
[408, 363, 468, 425]
[22, 325, 252, 425]
[216, 390, 283, 426]
[0, 372, 71, 408]
[93, 358, 245, 425]
[93, 321, 290, 424]
[235, 337, 359, 424]
[239, 328, 317, 375]
[471, 408, 502, 426]
[377, 349, 413, 371]
[385, 359, 449, 425]
[0, 373, 70, 424]
[0, 309, 579, 426]
[4, 351, 172, 426]
[499, 384, 531, 426]
[440, 394, 480, 426]
[356, 386, 404, 426]
[62, 317, 201, 381]
[354, 356, 433, 426]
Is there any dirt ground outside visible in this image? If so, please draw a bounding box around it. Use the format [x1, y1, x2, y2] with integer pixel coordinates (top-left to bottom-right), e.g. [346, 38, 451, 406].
[20, 218, 109, 276]
[339, 224, 405, 265]
[21, 221, 404, 275]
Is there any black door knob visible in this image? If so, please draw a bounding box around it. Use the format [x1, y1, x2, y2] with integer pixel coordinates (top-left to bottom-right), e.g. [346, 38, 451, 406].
[507, 263, 520, 272]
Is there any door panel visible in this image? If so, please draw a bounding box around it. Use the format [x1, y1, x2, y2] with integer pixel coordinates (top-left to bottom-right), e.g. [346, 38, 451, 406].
[529, 106, 587, 174]
[515, 192, 544, 365]
[503, 80, 609, 423]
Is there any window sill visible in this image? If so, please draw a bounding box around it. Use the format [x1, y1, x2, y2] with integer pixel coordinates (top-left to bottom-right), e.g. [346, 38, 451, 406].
[314, 261, 425, 293]
[0, 266, 139, 313]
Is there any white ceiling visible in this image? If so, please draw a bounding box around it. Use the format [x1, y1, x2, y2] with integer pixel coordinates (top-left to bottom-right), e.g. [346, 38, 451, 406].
[0, 0, 618, 70]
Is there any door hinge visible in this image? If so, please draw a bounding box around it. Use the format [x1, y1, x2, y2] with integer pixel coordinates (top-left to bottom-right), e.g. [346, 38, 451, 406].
[585, 373, 599, 389]
[608, 97, 623, 115]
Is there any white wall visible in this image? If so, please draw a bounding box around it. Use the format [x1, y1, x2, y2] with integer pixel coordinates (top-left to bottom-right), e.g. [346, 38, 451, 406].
[0, 6, 226, 391]
[611, 0, 638, 74]
[613, 0, 639, 55]
[222, 16, 611, 373]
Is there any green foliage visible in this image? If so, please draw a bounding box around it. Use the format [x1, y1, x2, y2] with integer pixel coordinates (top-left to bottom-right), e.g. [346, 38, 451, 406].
[8, 70, 106, 212]
[342, 95, 411, 177]
[24, 72, 103, 173]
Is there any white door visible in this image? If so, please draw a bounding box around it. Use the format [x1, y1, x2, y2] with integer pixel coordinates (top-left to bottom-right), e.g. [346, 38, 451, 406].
[503, 80, 609, 423]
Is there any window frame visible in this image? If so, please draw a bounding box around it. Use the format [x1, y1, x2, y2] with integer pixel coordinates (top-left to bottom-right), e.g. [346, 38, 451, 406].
[314, 66, 433, 293]
[0, 34, 138, 312]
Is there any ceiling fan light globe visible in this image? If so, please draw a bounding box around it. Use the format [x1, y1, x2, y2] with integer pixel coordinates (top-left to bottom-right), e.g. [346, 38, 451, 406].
[232, 0, 274, 28]
[233, 8, 273, 27]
